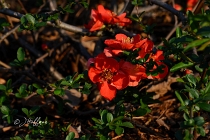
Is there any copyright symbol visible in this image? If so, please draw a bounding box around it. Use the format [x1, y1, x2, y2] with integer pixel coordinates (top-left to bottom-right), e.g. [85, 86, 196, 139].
[14, 119, 20, 125]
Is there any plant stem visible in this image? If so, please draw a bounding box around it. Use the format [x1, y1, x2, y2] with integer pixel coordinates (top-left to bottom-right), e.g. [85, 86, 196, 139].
[198, 68, 207, 89]
[190, 104, 194, 140]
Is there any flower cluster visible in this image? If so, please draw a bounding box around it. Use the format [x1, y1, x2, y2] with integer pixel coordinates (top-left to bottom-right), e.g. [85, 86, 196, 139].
[174, 0, 198, 11]
[85, 5, 168, 101]
[88, 34, 168, 100]
[84, 5, 131, 31]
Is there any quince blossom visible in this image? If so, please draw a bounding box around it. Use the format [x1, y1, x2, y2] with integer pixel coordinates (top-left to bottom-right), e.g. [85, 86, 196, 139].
[85, 5, 131, 31]
[88, 53, 129, 100]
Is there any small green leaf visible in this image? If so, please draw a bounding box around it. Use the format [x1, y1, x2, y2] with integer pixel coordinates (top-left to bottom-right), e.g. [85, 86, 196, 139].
[204, 81, 210, 94]
[37, 89, 44, 94]
[29, 106, 40, 116]
[176, 78, 185, 83]
[25, 14, 35, 26]
[120, 122, 134, 128]
[196, 26, 210, 37]
[0, 84, 6, 91]
[115, 126, 124, 135]
[198, 102, 210, 112]
[185, 74, 197, 87]
[196, 126, 206, 136]
[6, 79, 12, 89]
[132, 108, 147, 116]
[92, 117, 101, 124]
[22, 108, 29, 116]
[188, 89, 199, 99]
[19, 84, 27, 94]
[194, 116, 205, 126]
[184, 119, 195, 127]
[175, 91, 185, 106]
[183, 39, 210, 52]
[106, 113, 113, 123]
[176, 27, 182, 37]
[170, 62, 194, 72]
[65, 132, 75, 140]
[54, 88, 64, 95]
[1, 105, 10, 115]
[17, 47, 25, 62]
[32, 83, 41, 89]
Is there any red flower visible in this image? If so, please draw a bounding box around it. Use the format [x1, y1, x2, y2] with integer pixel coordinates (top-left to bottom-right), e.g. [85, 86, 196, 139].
[136, 39, 154, 59]
[147, 50, 168, 79]
[88, 53, 129, 100]
[112, 13, 132, 26]
[184, 69, 193, 75]
[41, 44, 49, 51]
[84, 19, 104, 32]
[120, 61, 147, 86]
[187, 0, 198, 11]
[85, 5, 131, 31]
[104, 34, 141, 56]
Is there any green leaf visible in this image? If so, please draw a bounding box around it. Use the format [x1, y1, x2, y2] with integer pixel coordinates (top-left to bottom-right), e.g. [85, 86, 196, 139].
[185, 74, 197, 87]
[19, 84, 27, 94]
[183, 39, 210, 52]
[60, 81, 70, 86]
[92, 117, 101, 124]
[176, 78, 185, 83]
[32, 83, 41, 89]
[106, 113, 113, 123]
[22, 108, 29, 116]
[0, 96, 6, 106]
[6, 79, 12, 89]
[188, 89, 199, 98]
[132, 108, 147, 116]
[175, 91, 185, 106]
[198, 102, 210, 112]
[109, 124, 116, 130]
[170, 62, 194, 72]
[176, 27, 182, 37]
[54, 88, 64, 95]
[37, 88, 44, 94]
[171, 35, 195, 44]
[17, 47, 25, 62]
[1, 105, 10, 115]
[29, 106, 40, 116]
[184, 119, 195, 127]
[0, 18, 10, 30]
[196, 26, 210, 37]
[0, 84, 6, 91]
[205, 81, 210, 94]
[195, 65, 203, 72]
[194, 116, 205, 126]
[10, 136, 23, 140]
[81, 82, 92, 94]
[120, 122, 134, 128]
[100, 110, 108, 124]
[65, 132, 75, 140]
[115, 126, 124, 135]
[25, 14, 35, 26]
[196, 126, 206, 136]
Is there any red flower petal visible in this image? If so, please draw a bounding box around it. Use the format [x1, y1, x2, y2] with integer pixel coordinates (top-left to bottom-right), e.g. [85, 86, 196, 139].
[88, 67, 103, 83]
[94, 53, 119, 72]
[98, 81, 116, 100]
[84, 19, 104, 31]
[115, 34, 128, 41]
[97, 5, 113, 23]
[151, 50, 165, 61]
[111, 70, 129, 90]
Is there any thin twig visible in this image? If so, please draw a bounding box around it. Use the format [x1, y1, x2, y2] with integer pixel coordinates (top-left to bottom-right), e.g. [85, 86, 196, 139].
[149, 0, 187, 25]
[0, 24, 20, 44]
[0, 67, 48, 86]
